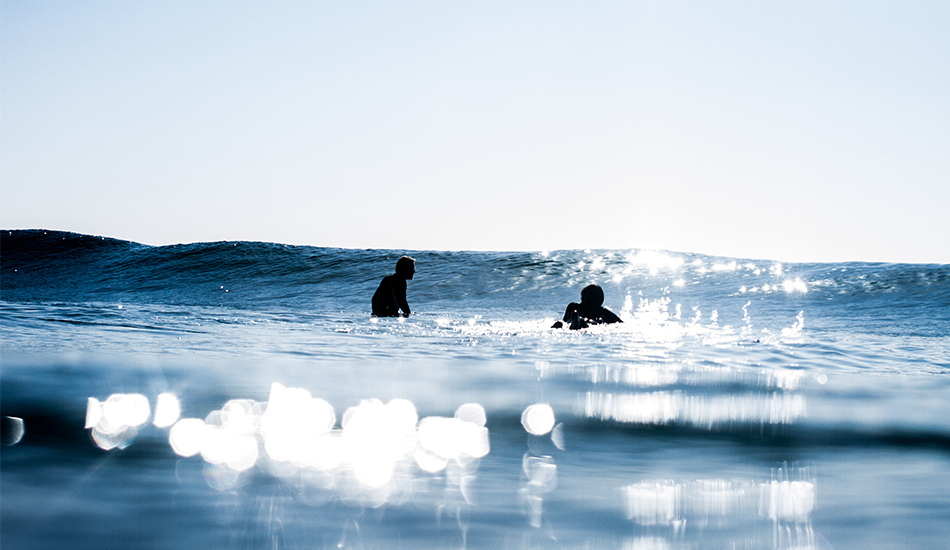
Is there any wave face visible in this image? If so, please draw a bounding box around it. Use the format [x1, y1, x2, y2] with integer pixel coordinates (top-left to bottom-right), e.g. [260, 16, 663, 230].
[2, 229, 950, 550]
[4, 229, 949, 331]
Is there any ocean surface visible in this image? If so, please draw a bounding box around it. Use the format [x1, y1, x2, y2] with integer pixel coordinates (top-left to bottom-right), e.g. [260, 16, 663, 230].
[2, 229, 949, 550]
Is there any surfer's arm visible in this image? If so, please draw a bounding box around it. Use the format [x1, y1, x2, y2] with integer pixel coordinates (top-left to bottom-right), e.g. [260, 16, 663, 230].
[601, 308, 622, 324]
[396, 282, 411, 316]
[562, 302, 580, 321]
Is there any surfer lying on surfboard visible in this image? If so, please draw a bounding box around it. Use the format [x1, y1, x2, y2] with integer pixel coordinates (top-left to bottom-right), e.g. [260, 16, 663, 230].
[552, 284, 623, 330]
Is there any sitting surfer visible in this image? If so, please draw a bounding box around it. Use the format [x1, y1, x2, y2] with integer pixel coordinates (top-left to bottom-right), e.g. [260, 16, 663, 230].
[371, 256, 415, 317]
[552, 284, 623, 330]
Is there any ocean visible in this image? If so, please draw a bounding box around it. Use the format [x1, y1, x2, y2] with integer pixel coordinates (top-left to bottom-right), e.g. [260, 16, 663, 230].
[2, 229, 948, 550]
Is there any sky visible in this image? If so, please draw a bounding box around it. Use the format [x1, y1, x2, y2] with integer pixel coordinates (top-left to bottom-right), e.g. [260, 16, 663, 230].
[2, 1, 948, 263]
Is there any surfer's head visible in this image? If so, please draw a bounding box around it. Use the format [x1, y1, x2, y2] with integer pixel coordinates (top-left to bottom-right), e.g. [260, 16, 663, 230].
[396, 256, 416, 280]
[580, 284, 604, 307]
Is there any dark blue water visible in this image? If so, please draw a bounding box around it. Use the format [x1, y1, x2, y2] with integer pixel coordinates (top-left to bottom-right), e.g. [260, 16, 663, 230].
[2, 229, 949, 549]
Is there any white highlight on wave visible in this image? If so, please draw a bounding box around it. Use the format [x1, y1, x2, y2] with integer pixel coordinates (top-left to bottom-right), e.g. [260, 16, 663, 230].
[782, 278, 809, 293]
[583, 390, 806, 427]
[163, 383, 491, 499]
[521, 453, 558, 528]
[153, 393, 181, 428]
[450, 289, 809, 358]
[572, 363, 821, 394]
[85, 385, 493, 503]
[519, 402, 560, 528]
[521, 403, 555, 436]
[86, 392, 181, 450]
[573, 364, 680, 387]
[625, 250, 685, 275]
[622, 537, 671, 550]
[558, 249, 809, 285]
[559, 249, 688, 284]
[624, 477, 815, 526]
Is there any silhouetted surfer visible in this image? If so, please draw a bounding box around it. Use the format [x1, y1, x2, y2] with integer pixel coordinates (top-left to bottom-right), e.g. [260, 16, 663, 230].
[372, 256, 415, 317]
[552, 284, 622, 329]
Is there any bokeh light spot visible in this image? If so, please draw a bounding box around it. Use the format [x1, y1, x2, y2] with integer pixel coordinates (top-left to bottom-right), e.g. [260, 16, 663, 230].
[522, 404, 555, 436]
[153, 393, 181, 428]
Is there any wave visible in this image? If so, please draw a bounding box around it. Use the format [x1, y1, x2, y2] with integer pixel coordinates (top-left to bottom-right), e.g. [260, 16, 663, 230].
[3, 230, 949, 323]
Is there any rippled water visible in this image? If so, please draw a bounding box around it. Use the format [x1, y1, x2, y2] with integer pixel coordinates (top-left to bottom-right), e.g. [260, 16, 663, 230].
[2, 230, 949, 549]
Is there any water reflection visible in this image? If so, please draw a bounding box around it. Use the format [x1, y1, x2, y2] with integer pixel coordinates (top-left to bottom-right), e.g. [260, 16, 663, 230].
[2, 416, 25, 445]
[623, 466, 818, 548]
[420, 282, 811, 370]
[570, 363, 814, 391]
[87, 384, 491, 508]
[521, 453, 557, 528]
[73, 379, 827, 547]
[584, 391, 806, 427]
[571, 364, 680, 387]
[153, 392, 181, 428]
[519, 403, 561, 530]
[86, 393, 153, 450]
[54, 385, 839, 550]
[622, 537, 672, 550]
[521, 404, 555, 436]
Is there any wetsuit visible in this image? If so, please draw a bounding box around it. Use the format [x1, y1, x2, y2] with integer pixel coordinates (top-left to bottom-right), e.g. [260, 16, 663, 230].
[560, 302, 622, 330]
[371, 274, 410, 317]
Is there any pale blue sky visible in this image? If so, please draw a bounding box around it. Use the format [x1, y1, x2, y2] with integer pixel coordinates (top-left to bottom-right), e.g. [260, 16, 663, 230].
[2, 1, 948, 262]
